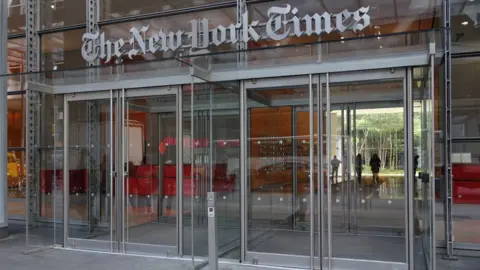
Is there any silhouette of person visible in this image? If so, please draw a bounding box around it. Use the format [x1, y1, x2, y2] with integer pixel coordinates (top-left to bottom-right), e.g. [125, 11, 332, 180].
[331, 155, 341, 184]
[369, 153, 381, 185]
[355, 154, 363, 185]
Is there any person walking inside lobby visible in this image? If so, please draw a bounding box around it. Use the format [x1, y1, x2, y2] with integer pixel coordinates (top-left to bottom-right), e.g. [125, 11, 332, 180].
[355, 154, 363, 185]
[331, 155, 341, 184]
[369, 153, 381, 185]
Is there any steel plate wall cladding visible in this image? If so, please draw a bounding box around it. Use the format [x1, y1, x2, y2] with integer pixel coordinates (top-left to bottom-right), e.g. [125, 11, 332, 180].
[0, 0, 461, 269]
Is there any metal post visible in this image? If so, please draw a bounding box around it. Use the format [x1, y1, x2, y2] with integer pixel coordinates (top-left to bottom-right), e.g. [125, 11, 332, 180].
[317, 75, 324, 269]
[308, 74, 315, 269]
[86, 0, 101, 242]
[63, 98, 70, 246]
[292, 107, 298, 228]
[346, 106, 351, 232]
[340, 106, 345, 230]
[26, 0, 41, 250]
[236, 0, 247, 68]
[0, 0, 8, 239]
[190, 76, 195, 265]
[109, 89, 114, 252]
[326, 73, 332, 270]
[351, 104, 357, 234]
[443, 0, 455, 260]
[207, 192, 218, 270]
[177, 86, 184, 256]
[429, 49, 437, 270]
[406, 68, 415, 270]
[240, 81, 247, 262]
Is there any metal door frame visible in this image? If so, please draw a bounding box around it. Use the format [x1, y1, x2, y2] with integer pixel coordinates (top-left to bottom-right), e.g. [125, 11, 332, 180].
[63, 87, 183, 256]
[121, 87, 181, 257]
[241, 68, 416, 270]
[325, 70, 411, 270]
[63, 90, 118, 252]
[242, 75, 319, 268]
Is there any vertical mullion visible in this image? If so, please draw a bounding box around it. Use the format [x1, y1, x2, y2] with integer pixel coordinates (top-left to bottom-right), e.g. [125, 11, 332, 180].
[109, 89, 114, 252]
[177, 86, 184, 256]
[405, 68, 415, 269]
[309, 74, 314, 269]
[429, 54, 437, 270]
[326, 73, 332, 270]
[121, 89, 126, 252]
[317, 75, 324, 269]
[240, 81, 247, 262]
[63, 99, 69, 245]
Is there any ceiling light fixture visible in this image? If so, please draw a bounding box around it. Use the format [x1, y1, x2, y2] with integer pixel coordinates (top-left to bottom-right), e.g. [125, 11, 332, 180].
[462, 21, 469, 26]
[51, 4, 55, 9]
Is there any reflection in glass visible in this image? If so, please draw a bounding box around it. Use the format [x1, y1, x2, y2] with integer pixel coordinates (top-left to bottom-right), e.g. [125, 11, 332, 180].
[7, 151, 26, 218]
[452, 1, 480, 53]
[67, 99, 113, 240]
[100, 0, 227, 20]
[42, 30, 86, 71]
[7, 0, 25, 34]
[40, 0, 86, 29]
[7, 94, 25, 147]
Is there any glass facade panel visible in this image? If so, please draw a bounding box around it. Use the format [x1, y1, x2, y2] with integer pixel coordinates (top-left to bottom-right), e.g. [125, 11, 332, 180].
[7, 0, 26, 34]
[40, 0, 86, 29]
[7, 94, 25, 148]
[100, 0, 233, 20]
[452, 57, 480, 138]
[7, 150, 26, 218]
[7, 38, 26, 92]
[41, 29, 86, 70]
[451, 141, 480, 245]
[452, 0, 480, 53]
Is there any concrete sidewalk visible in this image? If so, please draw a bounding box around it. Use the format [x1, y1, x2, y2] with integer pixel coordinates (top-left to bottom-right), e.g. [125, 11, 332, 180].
[1, 229, 479, 270]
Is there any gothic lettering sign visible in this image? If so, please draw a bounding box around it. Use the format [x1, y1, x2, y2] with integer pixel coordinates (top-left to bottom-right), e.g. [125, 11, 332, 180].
[81, 5, 371, 63]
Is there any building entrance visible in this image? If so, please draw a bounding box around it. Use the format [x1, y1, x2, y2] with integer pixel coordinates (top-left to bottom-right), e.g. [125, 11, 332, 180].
[23, 56, 436, 270]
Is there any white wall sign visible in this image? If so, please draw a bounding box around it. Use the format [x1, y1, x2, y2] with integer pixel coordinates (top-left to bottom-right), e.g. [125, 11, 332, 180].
[81, 5, 371, 63]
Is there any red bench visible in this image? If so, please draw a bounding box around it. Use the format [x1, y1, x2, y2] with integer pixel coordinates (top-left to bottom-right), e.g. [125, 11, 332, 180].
[452, 163, 480, 204]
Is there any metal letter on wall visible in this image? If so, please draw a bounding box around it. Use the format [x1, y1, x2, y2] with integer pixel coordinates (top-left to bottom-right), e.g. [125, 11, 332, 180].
[81, 5, 371, 63]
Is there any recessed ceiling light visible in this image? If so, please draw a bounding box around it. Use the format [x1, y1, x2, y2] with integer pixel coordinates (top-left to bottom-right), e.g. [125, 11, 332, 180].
[51, 4, 55, 9]
[462, 21, 469, 26]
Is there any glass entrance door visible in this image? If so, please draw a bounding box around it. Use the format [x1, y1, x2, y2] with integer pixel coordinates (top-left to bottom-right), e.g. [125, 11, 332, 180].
[64, 91, 117, 251]
[63, 88, 181, 255]
[241, 68, 434, 270]
[327, 72, 409, 268]
[244, 75, 320, 267]
[122, 87, 180, 256]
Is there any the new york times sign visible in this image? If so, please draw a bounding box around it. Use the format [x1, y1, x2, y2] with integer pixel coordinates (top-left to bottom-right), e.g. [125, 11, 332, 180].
[81, 5, 371, 63]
